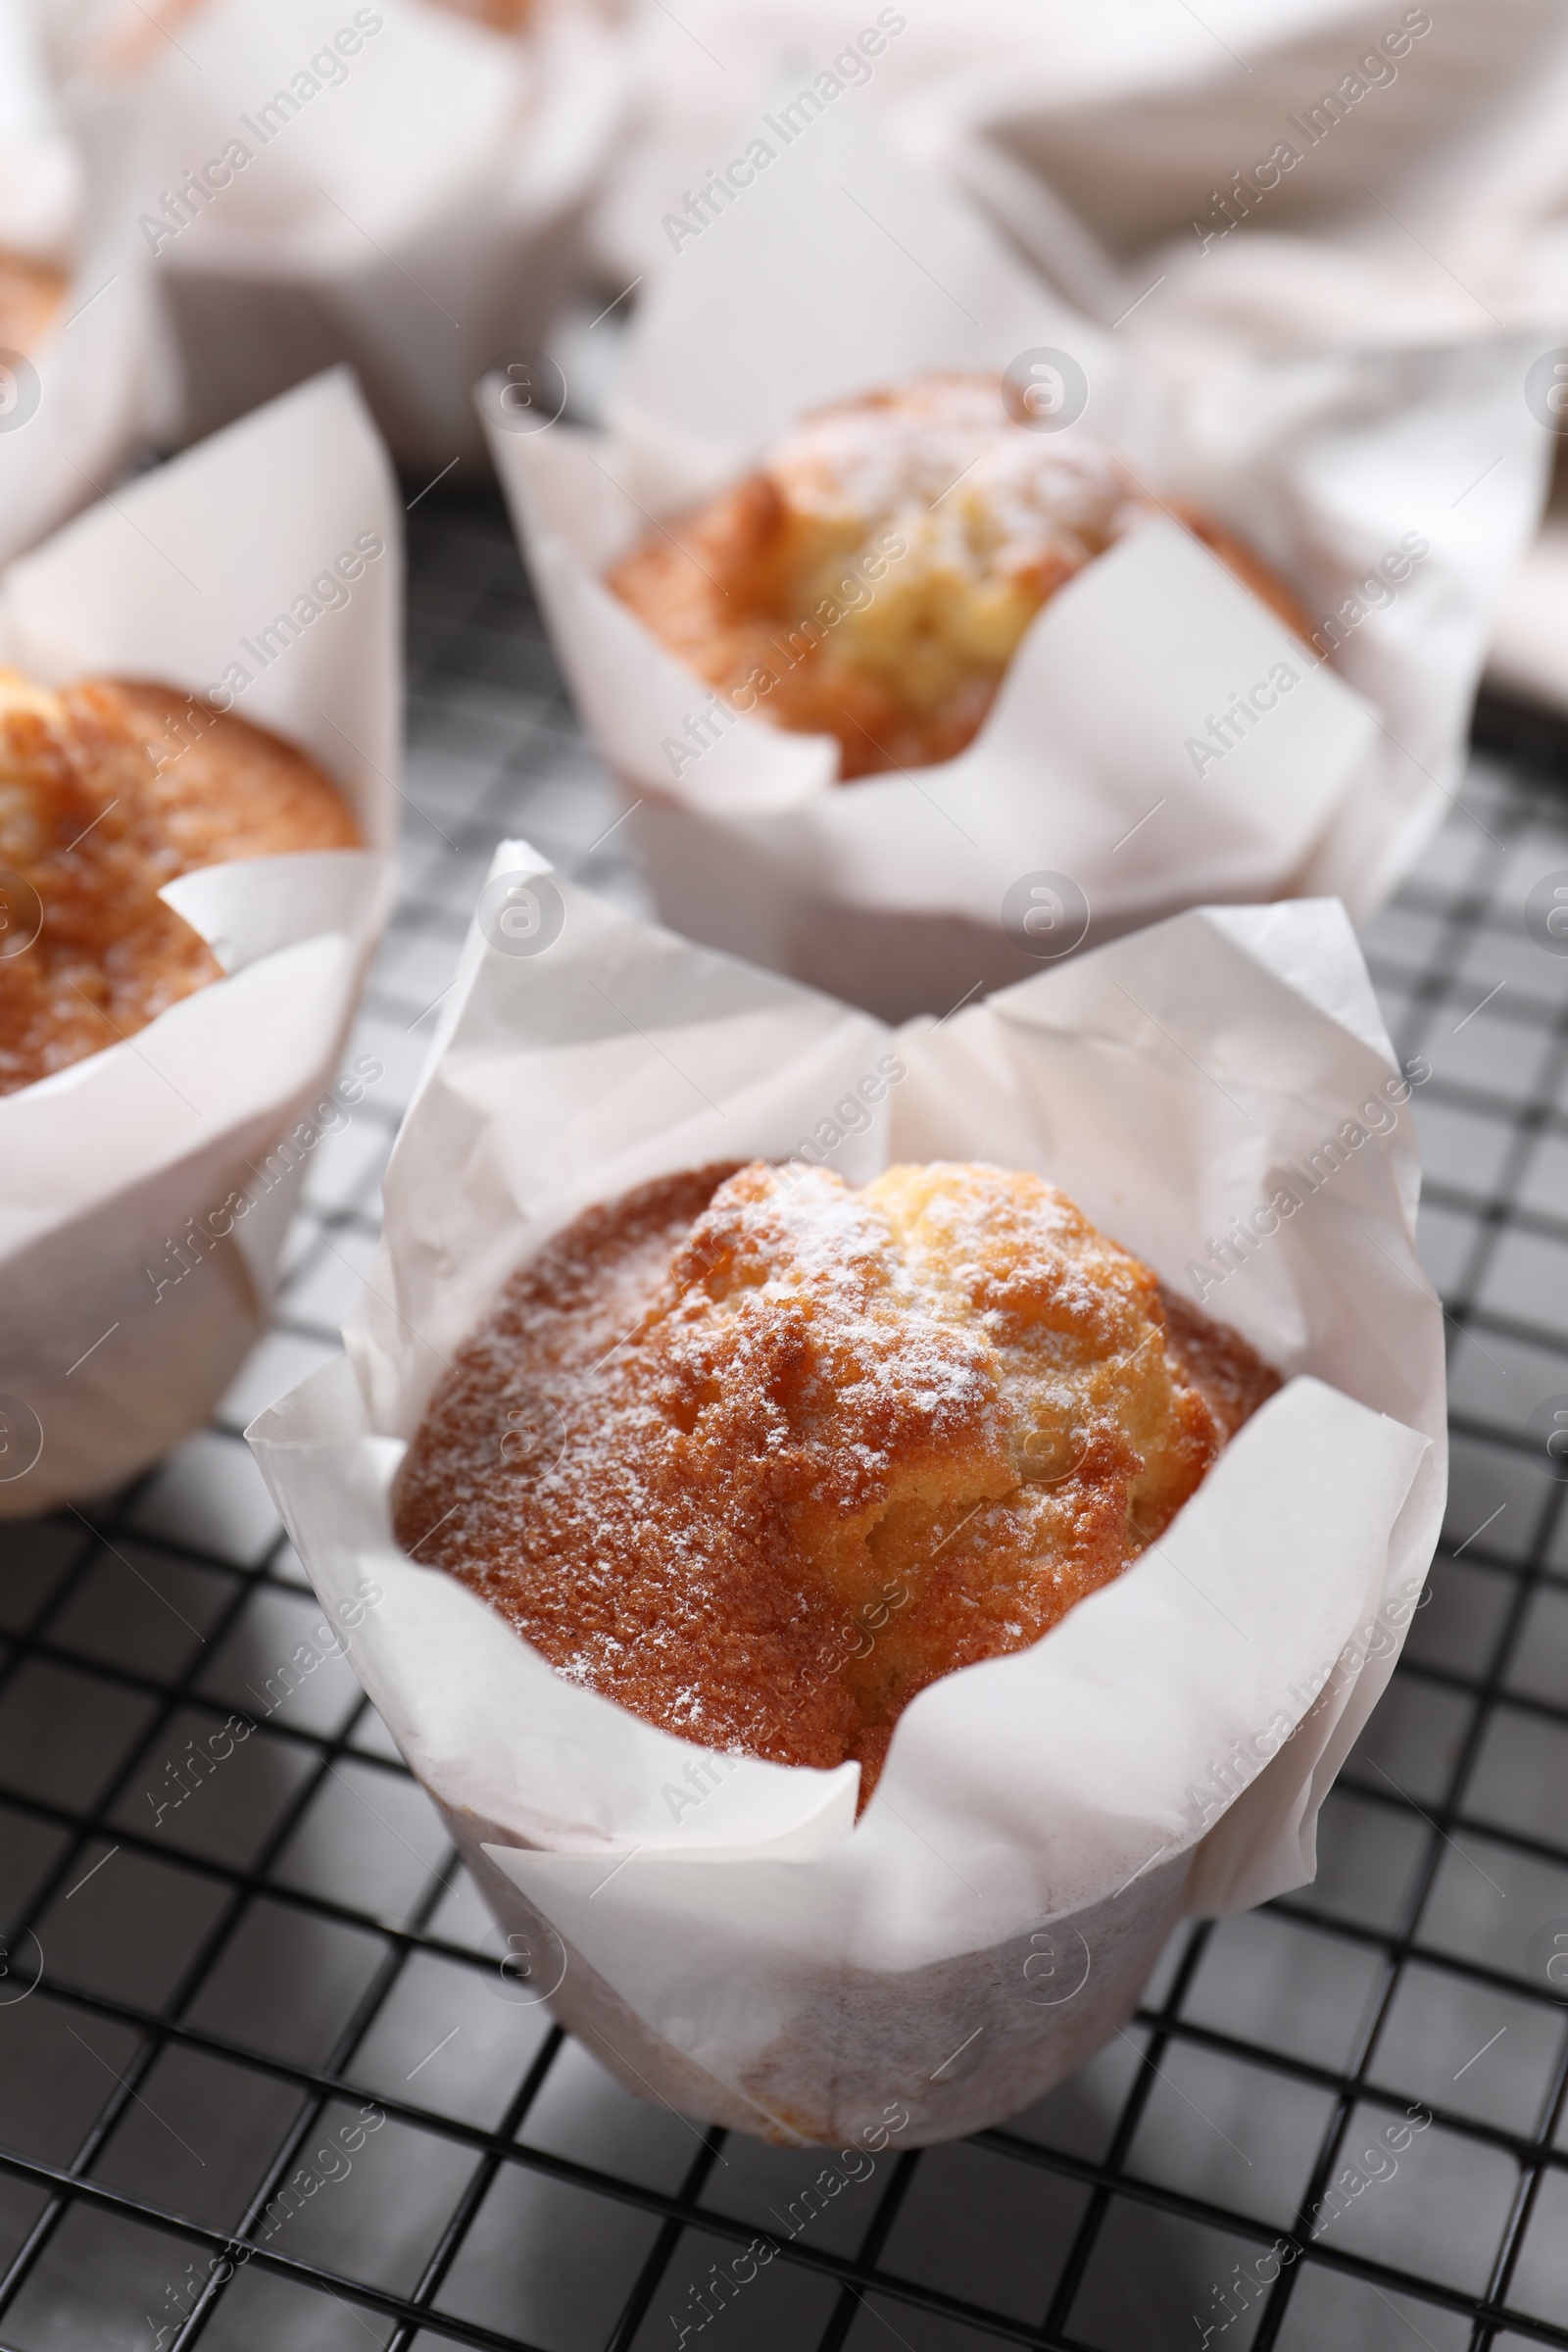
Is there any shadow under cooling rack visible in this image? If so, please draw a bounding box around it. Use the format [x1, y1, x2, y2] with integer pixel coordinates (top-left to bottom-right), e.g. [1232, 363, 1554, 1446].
[3, 490, 1568, 2352]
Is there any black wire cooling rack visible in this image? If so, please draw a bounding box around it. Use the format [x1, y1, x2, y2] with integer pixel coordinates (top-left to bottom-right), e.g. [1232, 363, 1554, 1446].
[3, 487, 1568, 2352]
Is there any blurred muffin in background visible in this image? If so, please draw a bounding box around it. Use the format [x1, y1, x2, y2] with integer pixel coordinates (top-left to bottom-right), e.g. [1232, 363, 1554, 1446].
[610, 371, 1309, 778]
[0, 250, 65, 358]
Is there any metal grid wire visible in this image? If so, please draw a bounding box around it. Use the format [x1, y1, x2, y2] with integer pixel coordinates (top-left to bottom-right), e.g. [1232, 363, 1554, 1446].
[3, 485, 1568, 2352]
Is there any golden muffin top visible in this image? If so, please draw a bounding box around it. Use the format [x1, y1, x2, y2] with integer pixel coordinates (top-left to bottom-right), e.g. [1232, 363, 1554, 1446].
[393, 1157, 1279, 1796]
[609, 371, 1308, 779]
[0, 674, 359, 1095]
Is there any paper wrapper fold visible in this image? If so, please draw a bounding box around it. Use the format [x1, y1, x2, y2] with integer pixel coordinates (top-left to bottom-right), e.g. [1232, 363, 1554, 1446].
[490, 101, 1543, 1021]
[0, 15, 161, 569]
[0, 368, 398, 1515]
[249, 850, 1446, 2144]
[122, 0, 626, 466]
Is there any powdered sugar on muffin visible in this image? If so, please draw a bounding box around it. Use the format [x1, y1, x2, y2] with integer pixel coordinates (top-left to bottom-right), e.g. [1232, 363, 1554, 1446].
[609, 371, 1307, 779]
[393, 1157, 1281, 1797]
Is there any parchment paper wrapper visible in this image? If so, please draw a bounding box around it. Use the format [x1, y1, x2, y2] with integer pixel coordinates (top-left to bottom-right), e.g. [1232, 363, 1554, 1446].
[489, 103, 1544, 1021]
[0, 0, 82, 260]
[0, 368, 398, 1517]
[249, 847, 1446, 2145]
[590, 0, 1072, 284]
[0, 5, 160, 568]
[117, 0, 626, 466]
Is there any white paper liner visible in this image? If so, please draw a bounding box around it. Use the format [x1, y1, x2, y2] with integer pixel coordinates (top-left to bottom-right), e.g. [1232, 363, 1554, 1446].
[0, 368, 399, 1516]
[248, 847, 1446, 2145]
[0, 0, 81, 254]
[879, 5, 1568, 737]
[115, 0, 626, 466]
[488, 100, 1544, 1020]
[589, 0, 1147, 289]
[0, 14, 161, 570]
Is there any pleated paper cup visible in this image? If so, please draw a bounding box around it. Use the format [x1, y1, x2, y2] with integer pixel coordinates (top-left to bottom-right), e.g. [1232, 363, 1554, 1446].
[0, 369, 399, 1516]
[250, 847, 1446, 2145]
[116, 0, 626, 466]
[489, 103, 1543, 1020]
[0, 26, 163, 569]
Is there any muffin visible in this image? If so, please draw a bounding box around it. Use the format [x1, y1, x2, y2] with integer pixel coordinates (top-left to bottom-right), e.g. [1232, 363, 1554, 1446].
[0, 251, 66, 361]
[85, 0, 539, 68]
[608, 372, 1310, 780]
[0, 672, 359, 1095]
[433, 0, 539, 24]
[394, 1156, 1280, 1798]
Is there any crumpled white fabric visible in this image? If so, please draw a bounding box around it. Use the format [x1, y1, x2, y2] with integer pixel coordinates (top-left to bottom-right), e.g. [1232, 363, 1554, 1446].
[598, 0, 1568, 336]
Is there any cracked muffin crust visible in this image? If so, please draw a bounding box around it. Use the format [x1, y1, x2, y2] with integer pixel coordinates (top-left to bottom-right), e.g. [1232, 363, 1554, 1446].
[608, 371, 1310, 779]
[0, 672, 359, 1095]
[394, 1158, 1280, 1798]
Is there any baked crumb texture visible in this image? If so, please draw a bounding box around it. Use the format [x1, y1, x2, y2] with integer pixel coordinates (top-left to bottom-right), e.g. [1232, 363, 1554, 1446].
[430, 0, 538, 25]
[394, 1159, 1281, 1800]
[0, 251, 66, 358]
[0, 673, 359, 1095]
[608, 372, 1311, 780]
